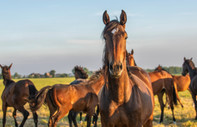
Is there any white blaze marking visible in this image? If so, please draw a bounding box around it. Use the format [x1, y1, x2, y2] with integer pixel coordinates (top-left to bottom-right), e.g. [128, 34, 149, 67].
[111, 28, 119, 34]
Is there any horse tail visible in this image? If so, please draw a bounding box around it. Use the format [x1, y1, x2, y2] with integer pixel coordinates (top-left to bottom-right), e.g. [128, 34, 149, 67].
[28, 82, 38, 100]
[172, 79, 178, 105]
[29, 86, 52, 112]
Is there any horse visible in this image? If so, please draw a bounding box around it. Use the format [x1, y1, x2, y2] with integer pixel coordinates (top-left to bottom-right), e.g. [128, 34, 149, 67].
[126, 49, 137, 66]
[0, 64, 38, 127]
[125, 49, 178, 123]
[182, 57, 197, 120]
[68, 66, 88, 127]
[30, 69, 105, 127]
[99, 10, 154, 127]
[171, 74, 191, 107]
[149, 65, 178, 123]
[68, 66, 99, 127]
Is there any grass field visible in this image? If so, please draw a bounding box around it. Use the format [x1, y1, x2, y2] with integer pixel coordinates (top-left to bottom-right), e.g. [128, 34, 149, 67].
[0, 78, 197, 127]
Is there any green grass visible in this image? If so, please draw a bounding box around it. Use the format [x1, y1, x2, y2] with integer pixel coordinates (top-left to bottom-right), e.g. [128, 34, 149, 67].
[0, 78, 197, 127]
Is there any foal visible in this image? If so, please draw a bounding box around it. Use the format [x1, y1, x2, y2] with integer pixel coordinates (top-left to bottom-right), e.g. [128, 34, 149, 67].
[0, 64, 38, 127]
[30, 69, 104, 127]
[182, 57, 197, 120]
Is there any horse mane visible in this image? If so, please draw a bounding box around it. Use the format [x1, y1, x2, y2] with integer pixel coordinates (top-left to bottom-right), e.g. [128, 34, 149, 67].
[102, 19, 120, 39]
[87, 69, 103, 84]
[154, 65, 172, 75]
[74, 66, 88, 79]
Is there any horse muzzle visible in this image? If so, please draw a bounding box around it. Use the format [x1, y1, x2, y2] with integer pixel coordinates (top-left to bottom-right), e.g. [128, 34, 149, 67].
[109, 62, 123, 78]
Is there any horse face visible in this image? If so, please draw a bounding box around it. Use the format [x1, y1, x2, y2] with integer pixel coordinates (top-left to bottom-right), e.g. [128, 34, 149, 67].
[182, 59, 188, 76]
[0, 64, 12, 77]
[103, 10, 127, 78]
[126, 50, 135, 66]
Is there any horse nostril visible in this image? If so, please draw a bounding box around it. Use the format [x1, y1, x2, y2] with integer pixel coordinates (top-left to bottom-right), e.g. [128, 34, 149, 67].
[120, 64, 122, 70]
[109, 64, 113, 70]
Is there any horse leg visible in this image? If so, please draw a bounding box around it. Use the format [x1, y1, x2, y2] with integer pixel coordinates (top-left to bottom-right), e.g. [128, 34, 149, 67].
[52, 108, 69, 127]
[32, 112, 38, 127]
[86, 114, 91, 127]
[157, 91, 165, 123]
[80, 112, 83, 122]
[2, 103, 7, 127]
[191, 93, 197, 120]
[72, 112, 78, 127]
[68, 111, 73, 127]
[13, 108, 18, 127]
[167, 93, 176, 123]
[17, 106, 29, 127]
[93, 105, 99, 127]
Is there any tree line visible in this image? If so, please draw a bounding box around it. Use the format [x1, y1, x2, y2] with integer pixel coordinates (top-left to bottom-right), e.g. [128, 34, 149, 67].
[0, 66, 182, 79]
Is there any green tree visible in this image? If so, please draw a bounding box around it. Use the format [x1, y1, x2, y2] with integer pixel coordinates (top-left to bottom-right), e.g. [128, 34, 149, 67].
[49, 70, 56, 78]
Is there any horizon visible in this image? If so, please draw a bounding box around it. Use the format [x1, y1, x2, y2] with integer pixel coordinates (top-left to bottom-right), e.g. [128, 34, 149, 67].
[0, 0, 197, 75]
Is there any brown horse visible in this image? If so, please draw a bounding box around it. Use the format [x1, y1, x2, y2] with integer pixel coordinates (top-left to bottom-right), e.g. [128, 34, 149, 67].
[30, 69, 104, 127]
[99, 10, 154, 127]
[0, 64, 38, 127]
[125, 50, 178, 123]
[126, 49, 137, 66]
[172, 74, 190, 107]
[68, 66, 88, 127]
[149, 65, 178, 123]
[182, 57, 197, 120]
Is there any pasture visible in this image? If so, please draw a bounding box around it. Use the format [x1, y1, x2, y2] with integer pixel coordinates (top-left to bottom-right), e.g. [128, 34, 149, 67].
[0, 77, 197, 127]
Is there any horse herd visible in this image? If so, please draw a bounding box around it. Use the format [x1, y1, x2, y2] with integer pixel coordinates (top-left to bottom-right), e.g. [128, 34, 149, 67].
[1, 10, 197, 127]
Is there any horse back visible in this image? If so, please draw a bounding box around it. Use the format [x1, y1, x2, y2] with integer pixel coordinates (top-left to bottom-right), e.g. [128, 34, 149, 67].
[52, 84, 95, 111]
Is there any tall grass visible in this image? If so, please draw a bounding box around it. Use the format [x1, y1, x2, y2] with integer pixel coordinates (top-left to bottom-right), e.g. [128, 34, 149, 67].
[0, 78, 197, 127]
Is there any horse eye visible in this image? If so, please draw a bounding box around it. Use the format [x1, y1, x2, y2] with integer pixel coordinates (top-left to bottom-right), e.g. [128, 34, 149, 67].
[104, 37, 106, 40]
[125, 36, 128, 40]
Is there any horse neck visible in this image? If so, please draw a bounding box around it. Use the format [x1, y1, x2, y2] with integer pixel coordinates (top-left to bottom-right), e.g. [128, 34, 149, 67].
[107, 66, 131, 104]
[187, 64, 197, 80]
[2, 73, 13, 86]
[89, 75, 105, 95]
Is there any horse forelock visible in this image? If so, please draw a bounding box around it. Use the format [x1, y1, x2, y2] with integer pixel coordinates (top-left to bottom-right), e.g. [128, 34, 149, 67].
[74, 66, 88, 79]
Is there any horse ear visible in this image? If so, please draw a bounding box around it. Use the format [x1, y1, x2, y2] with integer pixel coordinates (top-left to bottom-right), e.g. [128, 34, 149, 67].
[103, 10, 110, 25]
[9, 63, 13, 69]
[131, 49, 134, 55]
[184, 57, 186, 61]
[190, 57, 193, 61]
[120, 10, 127, 26]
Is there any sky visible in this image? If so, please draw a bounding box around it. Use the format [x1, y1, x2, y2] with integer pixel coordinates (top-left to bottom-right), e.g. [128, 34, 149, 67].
[0, 0, 197, 75]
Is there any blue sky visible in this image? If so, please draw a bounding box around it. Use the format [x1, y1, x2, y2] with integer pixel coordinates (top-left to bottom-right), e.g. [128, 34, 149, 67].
[0, 0, 197, 75]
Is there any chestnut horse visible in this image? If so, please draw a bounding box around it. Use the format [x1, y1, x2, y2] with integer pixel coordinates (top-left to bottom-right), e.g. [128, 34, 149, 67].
[30, 69, 104, 127]
[172, 74, 190, 107]
[126, 49, 182, 110]
[68, 66, 88, 127]
[126, 49, 137, 66]
[0, 64, 38, 127]
[182, 57, 197, 120]
[100, 10, 154, 127]
[149, 65, 178, 123]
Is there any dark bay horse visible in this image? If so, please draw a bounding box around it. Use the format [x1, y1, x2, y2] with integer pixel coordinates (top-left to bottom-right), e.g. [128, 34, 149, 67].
[182, 57, 197, 120]
[100, 10, 154, 127]
[30, 69, 104, 127]
[0, 64, 38, 127]
[149, 65, 178, 123]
